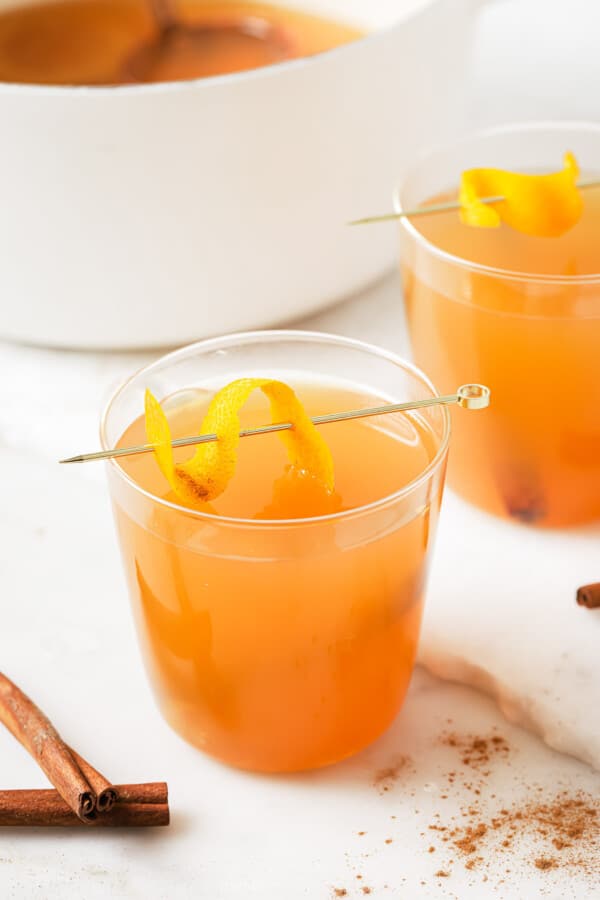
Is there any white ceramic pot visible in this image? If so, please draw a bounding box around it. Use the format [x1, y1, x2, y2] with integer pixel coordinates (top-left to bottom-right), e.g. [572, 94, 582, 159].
[0, 0, 482, 349]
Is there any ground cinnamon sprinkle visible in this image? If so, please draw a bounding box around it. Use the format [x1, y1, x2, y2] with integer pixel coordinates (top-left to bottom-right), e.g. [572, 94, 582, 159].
[434, 732, 600, 880]
[440, 730, 509, 770]
[444, 789, 600, 875]
[465, 856, 483, 871]
[334, 729, 598, 894]
[372, 756, 413, 794]
[453, 822, 487, 854]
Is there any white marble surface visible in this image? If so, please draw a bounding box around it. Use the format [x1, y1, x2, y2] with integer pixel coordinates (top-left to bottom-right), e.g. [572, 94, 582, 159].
[422, 493, 600, 771]
[1, 274, 599, 899]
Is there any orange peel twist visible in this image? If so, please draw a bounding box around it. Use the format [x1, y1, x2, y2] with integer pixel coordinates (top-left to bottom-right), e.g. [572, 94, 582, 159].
[459, 151, 583, 237]
[145, 378, 335, 506]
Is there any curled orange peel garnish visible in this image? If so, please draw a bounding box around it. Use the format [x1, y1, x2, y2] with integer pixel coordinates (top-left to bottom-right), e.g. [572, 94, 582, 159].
[459, 151, 583, 237]
[144, 378, 335, 506]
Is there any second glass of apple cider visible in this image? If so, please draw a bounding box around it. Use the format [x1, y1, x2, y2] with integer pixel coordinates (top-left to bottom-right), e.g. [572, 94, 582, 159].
[102, 332, 449, 772]
[397, 123, 600, 527]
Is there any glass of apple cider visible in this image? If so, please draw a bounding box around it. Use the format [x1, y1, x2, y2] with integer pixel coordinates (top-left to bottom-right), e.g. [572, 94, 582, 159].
[396, 123, 600, 527]
[101, 331, 450, 772]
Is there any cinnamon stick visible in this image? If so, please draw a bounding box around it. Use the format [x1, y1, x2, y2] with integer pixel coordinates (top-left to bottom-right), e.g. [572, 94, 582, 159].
[114, 782, 168, 805]
[69, 748, 116, 812]
[576, 583, 600, 609]
[0, 673, 96, 821]
[68, 754, 167, 808]
[0, 787, 169, 827]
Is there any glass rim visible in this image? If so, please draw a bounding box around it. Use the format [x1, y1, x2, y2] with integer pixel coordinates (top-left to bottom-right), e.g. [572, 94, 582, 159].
[393, 120, 600, 286]
[100, 329, 451, 529]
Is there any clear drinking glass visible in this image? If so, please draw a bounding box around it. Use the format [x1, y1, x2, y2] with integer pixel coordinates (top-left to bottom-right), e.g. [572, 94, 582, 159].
[101, 331, 450, 772]
[396, 123, 600, 527]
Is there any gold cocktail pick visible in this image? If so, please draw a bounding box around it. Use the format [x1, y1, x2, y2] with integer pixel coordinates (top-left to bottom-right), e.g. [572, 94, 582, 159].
[59, 383, 490, 465]
[348, 178, 600, 226]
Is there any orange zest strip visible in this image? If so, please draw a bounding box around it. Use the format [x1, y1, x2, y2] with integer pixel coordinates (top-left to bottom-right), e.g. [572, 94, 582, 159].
[144, 378, 335, 506]
[459, 152, 583, 237]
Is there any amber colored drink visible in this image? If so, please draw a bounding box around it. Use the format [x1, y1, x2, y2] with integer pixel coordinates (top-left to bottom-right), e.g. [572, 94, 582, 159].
[103, 334, 449, 772]
[0, 0, 364, 86]
[399, 130, 600, 527]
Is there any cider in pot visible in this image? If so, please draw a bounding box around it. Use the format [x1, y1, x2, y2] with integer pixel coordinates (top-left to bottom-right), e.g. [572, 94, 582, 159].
[0, 0, 365, 85]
